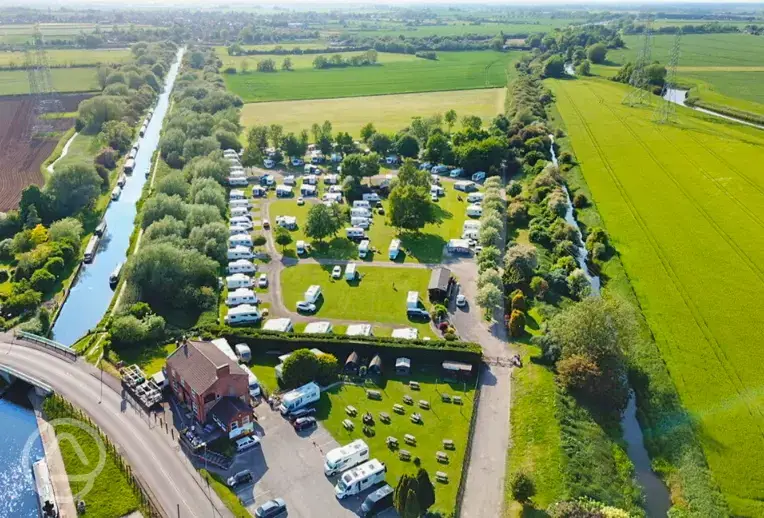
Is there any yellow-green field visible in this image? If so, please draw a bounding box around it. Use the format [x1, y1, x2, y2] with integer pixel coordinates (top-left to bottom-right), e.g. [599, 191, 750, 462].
[217, 47, 420, 71]
[550, 76, 764, 516]
[241, 88, 505, 137]
[0, 67, 99, 95]
[0, 49, 131, 68]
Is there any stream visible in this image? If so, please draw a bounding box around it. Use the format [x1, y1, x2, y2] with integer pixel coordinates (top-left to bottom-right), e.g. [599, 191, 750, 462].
[664, 88, 764, 130]
[549, 136, 671, 516]
[50, 48, 185, 346]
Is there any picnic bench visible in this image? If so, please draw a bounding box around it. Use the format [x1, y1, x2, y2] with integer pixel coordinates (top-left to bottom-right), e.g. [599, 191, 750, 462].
[393, 404, 405, 414]
[441, 393, 451, 403]
[452, 396, 463, 405]
[379, 412, 391, 423]
[410, 413, 422, 424]
[399, 449, 411, 461]
[403, 395, 414, 405]
[386, 436, 399, 448]
[436, 451, 449, 463]
[409, 381, 420, 390]
[342, 419, 354, 430]
[435, 471, 449, 483]
[367, 390, 382, 400]
[345, 405, 357, 416]
[443, 439, 455, 450]
[418, 400, 430, 410]
[404, 434, 416, 445]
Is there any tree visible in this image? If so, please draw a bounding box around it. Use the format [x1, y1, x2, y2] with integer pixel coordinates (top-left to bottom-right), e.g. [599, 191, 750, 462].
[144, 216, 187, 244]
[478, 268, 503, 290]
[396, 159, 430, 188]
[247, 125, 269, 151]
[509, 309, 525, 337]
[395, 134, 419, 159]
[274, 226, 292, 250]
[335, 131, 356, 155]
[476, 283, 503, 316]
[587, 43, 608, 64]
[388, 184, 435, 232]
[281, 348, 320, 388]
[478, 246, 501, 268]
[368, 132, 392, 155]
[444, 109, 457, 133]
[46, 163, 102, 217]
[282, 132, 307, 158]
[509, 472, 535, 503]
[504, 243, 538, 282]
[340, 153, 379, 185]
[461, 115, 482, 130]
[305, 204, 342, 242]
[257, 58, 276, 72]
[24, 205, 41, 229]
[188, 222, 229, 263]
[558, 354, 601, 395]
[316, 354, 340, 385]
[156, 172, 189, 198]
[424, 133, 453, 165]
[215, 129, 240, 151]
[185, 204, 223, 231]
[360, 122, 376, 142]
[543, 55, 566, 78]
[567, 269, 592, 300]
[184, 155, 229, 184]
[100, 120, 133, 153]
[183, 136, 219, 163]
[282, 57, 293, 71]
[160, 128, 186, 168]
[454, 135, 507, 173]
[415, 469, 435, 513]
[479, 226, 500, 247]
[403, 489, 420, 518]
[394, 475, 418, 515]
[268, 124, 284, 149]
[78, 96, 125, 133]
[576, 59, 592, 76]
[49, 218, 83, 244]
[189, 51, 206, 69]
[31, 268, 55, 292]
[141, 193, 187, 229]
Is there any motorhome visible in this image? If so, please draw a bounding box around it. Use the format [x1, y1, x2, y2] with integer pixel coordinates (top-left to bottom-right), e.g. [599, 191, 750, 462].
[228, 259, 256, 274]
[346, 227, 365, 240]
[276, 216, 297, 230]
[324, 440, 370, 476]
[229, 198, 251, 209]
[345, 263, 357, 281]
[300, 184, 317, 197]
[228, 176, 248, 187]
[466, 204, 483, 218]
[235, 343, 251, 363]
[124, 158, 135, 174]
[430, 185, 444, 197]
[229, 234, 253, 248]
[388, 239, 401, 260]
[230, 206, 250, 218]
[283, 175, 296, 186]
[406, 291, 429, 318]
[225, 304, 261, 325]
[252, 186, 267, 198]
[227, 273, 254, 289]
[263, 158, 275, 169]
[358, 239, 370, 258]
[462, 220, 481, 240]
[350, 216, 370, 229]
[226, 288, 258, 306]
[350, 207, 371, 218]
[276, 185, 294, 198]
[334, 459, 386, 499]
[241, 365, 262, 397]
[362, 193, 381, 203]
[467, 192, 485, 203]
[229, 189, 246, 200]
[230, 216, 254, 230]
[83, 235, 100, 263]
[279, 382, 321, 415]
[227, 246, 254, 260]
[229, 225, 250, 236]
[353, 200, 370, 209]
[304, 285, 322, 304]
[111, 186, 122, 201]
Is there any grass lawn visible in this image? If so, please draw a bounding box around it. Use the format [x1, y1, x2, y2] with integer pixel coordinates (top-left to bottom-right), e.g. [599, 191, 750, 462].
[550, 76, 764, 516]
[53, 133, 101, 170]
[246, 352, 281, 394]
[269, 179, 472, 263]
[0, 67, 99, 95]
[678, 71, 764, 117]
[42, 396, 141, 518]
[280, 263, 434, 336]
[241, 88, 505, 138]
[223, 50, 518, 102]
[200, 469, 251, 518]
[316, 375, 476, 514]
[0, 48, 131, 68]
[115, 342, 178, 376]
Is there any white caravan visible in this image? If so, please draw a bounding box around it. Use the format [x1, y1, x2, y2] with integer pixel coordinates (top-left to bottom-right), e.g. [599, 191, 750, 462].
[324, 439, 370, 476]
[278, 382, 320, 415]
[334, 459, 386, 499]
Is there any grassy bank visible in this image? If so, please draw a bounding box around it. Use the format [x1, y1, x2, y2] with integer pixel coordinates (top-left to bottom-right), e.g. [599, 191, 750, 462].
[200, 469, 251, 518]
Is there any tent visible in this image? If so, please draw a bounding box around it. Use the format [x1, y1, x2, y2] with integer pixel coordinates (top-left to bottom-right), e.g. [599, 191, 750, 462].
[345, 351, 359, 374]
[369, 355, 383, 375]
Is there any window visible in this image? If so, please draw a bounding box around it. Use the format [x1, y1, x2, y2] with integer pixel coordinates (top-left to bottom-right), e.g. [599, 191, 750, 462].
[230, 421, 239, 431]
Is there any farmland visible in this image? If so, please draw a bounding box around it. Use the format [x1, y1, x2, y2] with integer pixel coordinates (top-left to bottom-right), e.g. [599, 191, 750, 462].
[322, 18, 581, 38]
[223, 50, 518, 102]
[241, 88, 505, 138]
[679, 70, 764, 114]
[0, 23, 151, 44]
[550, 76, 764, 516]
[0, 48, 131, 68]
[609, 33, 764, 67]
[0, 67, 99, 95]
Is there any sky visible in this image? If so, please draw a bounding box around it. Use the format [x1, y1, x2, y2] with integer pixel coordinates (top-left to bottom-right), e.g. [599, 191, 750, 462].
[16, 0, 764, 5]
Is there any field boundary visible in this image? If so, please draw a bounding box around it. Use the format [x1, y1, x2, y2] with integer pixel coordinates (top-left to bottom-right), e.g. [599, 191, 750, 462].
[241, 84, 509, 104]
[454, 364, 483, 518]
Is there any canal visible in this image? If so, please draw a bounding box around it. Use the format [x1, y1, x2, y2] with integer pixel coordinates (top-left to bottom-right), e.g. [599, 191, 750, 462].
[51, 48, 184, 347]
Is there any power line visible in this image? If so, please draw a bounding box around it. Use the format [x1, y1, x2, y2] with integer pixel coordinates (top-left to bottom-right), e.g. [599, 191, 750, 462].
[622, 18, 653, 107]
[653, 32, 682, 124]
[24, 25, 62, 139]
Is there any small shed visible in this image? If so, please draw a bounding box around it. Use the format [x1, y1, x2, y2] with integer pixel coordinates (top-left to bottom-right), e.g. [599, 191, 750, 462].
[395, 357, 411, 376]
[428, 267, 451, 302]
[442, 360, 473, 381]
[369, 355, 383, 375]
[345, 351, 359, 374]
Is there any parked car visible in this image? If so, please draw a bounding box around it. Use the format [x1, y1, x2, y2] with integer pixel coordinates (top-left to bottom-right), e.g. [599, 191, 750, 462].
[456, 294, 467, 308]
[227, 470, 253, 488]
[293, 416, 317, 431]
[287, 406, 317, 421]
[296, 301, 317, 313]
[449, 168, 464, 178]
[258, 274, 268, 288]
[262, 219, 270, 229]
[297, 196, 305, 206]
[430, 193, 438, 202]
[291, 157, 304, 167]
[255, 498, 287, 518]
[236, 435, 261, 452]
[332, 265, 342, 279]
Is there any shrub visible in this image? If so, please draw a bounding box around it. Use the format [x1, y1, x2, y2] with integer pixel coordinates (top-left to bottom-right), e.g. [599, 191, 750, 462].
[507, 181, 522, 197]
[444, 332, 457, 341]
[530, 276, 549, 299]
[252, 234, 267, 246]
[30, 268, 55, 292]
[511, 292, 526, 312]
[509, 310, 525, 337]
[558, 151, 573, 164]
[509, 471, 536, 503]
[591, 242, 607, 260]
[44, 257, 65, 275]
[572, 193, 588, 208]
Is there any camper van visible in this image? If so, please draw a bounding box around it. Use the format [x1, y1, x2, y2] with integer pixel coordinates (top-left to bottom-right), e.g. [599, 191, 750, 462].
[304, 285, 322, 304]
[334, 459, 386, 499]
[230, 216, 254, 230]
[359, 485, 394, 518]
[362, 193, 381, 203]
[229, 189, 246, 200]
[226, 288, 259, 306]
[228, 176, 248, 187]
[227, 246, 254, 260]
[279, 382, 321, 415]
[227, 273, 254, 289]
[350, 217, 370, 229]
[466, 204, 483, 218]
[346, 227, 365, 240]
[353, 200, 371, 210]
[228, 259, 256, 274]
[225, 304, 261, 325]
[235, 343, 251, 363]
[229, 234, 253, 248]
[111, 186, 122, 201]
[83, 235, 100, 263]
[358, 240, 370, 258]
[324, 440, 370, 476]
[388, 239, 401, 260]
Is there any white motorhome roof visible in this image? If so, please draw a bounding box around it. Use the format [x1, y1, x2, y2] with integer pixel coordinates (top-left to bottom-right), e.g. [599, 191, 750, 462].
[304, 321, 332, 334]
[346, 324, 372, 337]
[340, 459, 385, 485]
[227, 304, 260, 316]
[282, 382, 320, 404]
[406, 291, 419, 305]
[229, 259, 255, 268]
[227, 273, 251, 282]
[229, 189, 245, 198]
[229, 287, 256, 298]
[326, 439, 369, 465]
[392, 328, 419, 340]
[263, 318, 293, 332]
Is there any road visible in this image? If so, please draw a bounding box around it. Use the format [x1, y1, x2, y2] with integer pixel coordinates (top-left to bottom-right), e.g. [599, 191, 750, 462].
[0, 340, 232, 518]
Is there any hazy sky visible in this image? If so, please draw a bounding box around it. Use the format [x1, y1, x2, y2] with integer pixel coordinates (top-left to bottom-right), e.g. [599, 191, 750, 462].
[17, 0, 764, 5]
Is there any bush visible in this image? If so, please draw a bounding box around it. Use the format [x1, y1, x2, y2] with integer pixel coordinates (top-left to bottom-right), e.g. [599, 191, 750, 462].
[507, 181, 522, 197]
[558, 151, 573, 165]
[509, 471, 536, 503]
[511, 292, 526, 312]
[252, 234, 266, 246]
[572, 193, 588, 208]
[530, 276, 549, 299]
[30, 268, 55, 292]
[509, 310, 525, 337]
[44, 256, 65, 275]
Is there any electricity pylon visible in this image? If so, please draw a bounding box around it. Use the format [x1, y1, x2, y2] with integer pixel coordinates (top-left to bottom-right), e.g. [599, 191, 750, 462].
[653, 32, 682, 124]
[623, 19, 653, 106]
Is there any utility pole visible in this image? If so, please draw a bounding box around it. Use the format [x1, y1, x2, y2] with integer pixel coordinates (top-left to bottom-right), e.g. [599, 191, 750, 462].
[653, 32, 682, 124]
[623, 16, 654, 107]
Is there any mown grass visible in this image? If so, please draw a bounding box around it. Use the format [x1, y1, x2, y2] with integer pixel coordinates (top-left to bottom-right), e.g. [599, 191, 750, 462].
[316, 375, 476, 514]
[0, 67, 99, 95]
[241, 88, 505, 138]
[550, 76, 764, 516]
[200, 469, 251, 518]
[0, 49, 131, 68]
[224, 50, 518, 102]
[53, 133, 101, 170]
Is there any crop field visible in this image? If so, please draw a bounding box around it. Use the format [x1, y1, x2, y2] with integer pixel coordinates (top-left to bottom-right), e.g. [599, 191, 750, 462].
[680, 70, 764, 113]
[0, 23, 151, 44]
[223, 50, 518, 102]
[550, 77, 764, 516]
[0, 93, 89, 211]
[218, 48, 421, 72]
[323, 18, 580, 38]
[0, 49, 131, 68]
[241, 88, 505, 138]
[609, 34, 764, 67]
[0, 67, 99, 95]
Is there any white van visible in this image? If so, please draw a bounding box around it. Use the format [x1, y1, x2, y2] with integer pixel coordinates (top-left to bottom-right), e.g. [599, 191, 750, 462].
[353, 200, 370, 209]
[351, 217, 370, 229]
[324, 440, 370, 476]
[228, 259, 257, 274]
[467, 192, 485, 203]
[362, 193, 381, 203]
[279, 382, 321, 415]
[229, 234, 253, 248]
[225, 304, 261, 325]
[334, 459, 386, 499]
[388, 239, 401, 260]
[230, 206, 250, 218]
[235, 343, 252, 363]
[346, 227, 365, 240]
[231, 216, 254, 230]
[304, 284, 322, 303]
[229, 189, 246, 200]
[228, 246, 254, 260]
[358, 239, 370, 258]
[227, 273, 254, 289]
[466, 204, 483, 218]
[226, 288, 259, 306]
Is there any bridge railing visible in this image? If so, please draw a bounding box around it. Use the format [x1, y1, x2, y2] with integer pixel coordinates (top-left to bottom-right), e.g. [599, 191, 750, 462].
[14, 331, 77, 361]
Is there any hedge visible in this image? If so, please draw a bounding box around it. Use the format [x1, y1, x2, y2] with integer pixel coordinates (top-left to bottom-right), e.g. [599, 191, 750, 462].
[195, 324, 483, 367]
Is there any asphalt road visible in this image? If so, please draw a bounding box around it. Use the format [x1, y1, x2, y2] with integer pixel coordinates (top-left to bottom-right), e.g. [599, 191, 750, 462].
[0, 341, 232, 518]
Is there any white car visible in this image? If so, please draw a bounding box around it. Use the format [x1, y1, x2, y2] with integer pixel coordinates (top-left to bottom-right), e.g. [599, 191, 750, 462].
[235, 435, 261, 452]
[297, 197, 305, 206]
[332, 265, 342, 279]
[431, 193, 438, 202]
[258, 274, 268, 288]
[296, 301, 317, 313]
[456, 294, 467, 308]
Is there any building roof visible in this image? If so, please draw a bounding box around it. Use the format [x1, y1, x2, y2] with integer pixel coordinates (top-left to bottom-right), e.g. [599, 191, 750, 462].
[209, 396, 251, 424]
[167, 341, 246, 395]
[428, 267, 451, 292]
[442, 360, 473, 373]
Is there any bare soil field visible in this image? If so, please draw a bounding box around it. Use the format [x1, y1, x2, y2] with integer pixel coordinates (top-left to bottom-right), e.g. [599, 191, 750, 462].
[0, 93, 90, 211]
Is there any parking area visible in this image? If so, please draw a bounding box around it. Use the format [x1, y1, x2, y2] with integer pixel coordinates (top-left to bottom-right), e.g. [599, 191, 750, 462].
[224, 405, 397, 518]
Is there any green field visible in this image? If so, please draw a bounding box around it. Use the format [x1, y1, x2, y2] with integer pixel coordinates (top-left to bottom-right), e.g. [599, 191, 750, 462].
[241, 88, 505, 138]
[0, 23, 151, 44]
[680, 70, 764, 114]
[317, 376, 476, 514]
[323, 19, 579, 38]
[550, 77, 764, 516]
[0, 67, 98, 95]
[609, 33, 764, 67]
[0, 48, 131, 68]
[224, 50, 518, 102]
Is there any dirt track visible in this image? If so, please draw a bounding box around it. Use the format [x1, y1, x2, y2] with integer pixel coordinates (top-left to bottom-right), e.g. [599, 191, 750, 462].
[0, 93, 91, 212]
